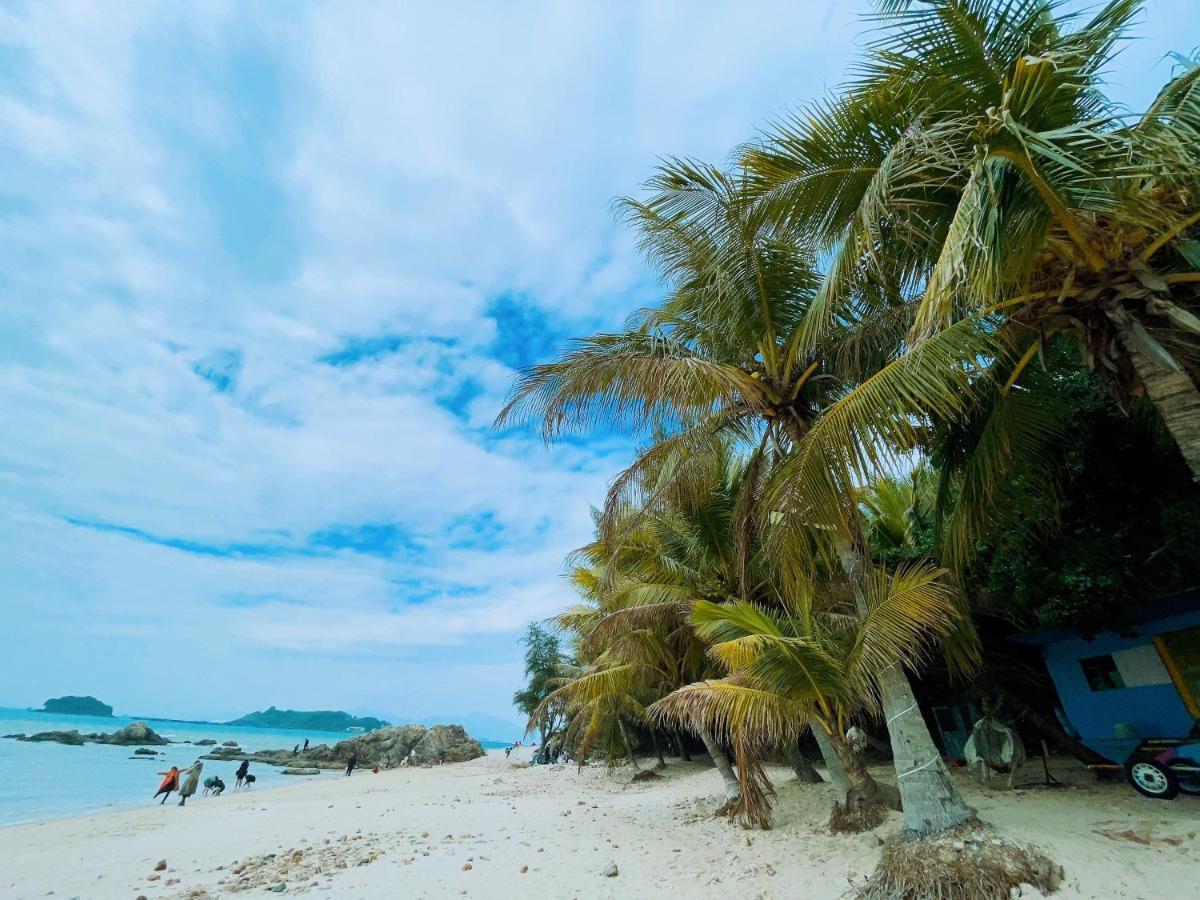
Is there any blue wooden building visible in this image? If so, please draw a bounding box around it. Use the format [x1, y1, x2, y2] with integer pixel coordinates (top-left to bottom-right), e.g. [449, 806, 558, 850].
[1013, 589, 1200, 764]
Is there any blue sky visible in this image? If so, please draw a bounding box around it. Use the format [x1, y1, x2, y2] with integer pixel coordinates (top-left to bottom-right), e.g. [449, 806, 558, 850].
[0, 1, 1195, 733]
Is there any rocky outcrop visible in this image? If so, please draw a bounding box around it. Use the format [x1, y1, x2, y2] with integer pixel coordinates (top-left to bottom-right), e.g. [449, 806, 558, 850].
[9, 730, 86, 746]
[409, 725, 486, 764]
[2, 721, 168, 748]
[94, 722, 169, 745]
[200, 723, 485, 770]
[194, 739, 218, 746]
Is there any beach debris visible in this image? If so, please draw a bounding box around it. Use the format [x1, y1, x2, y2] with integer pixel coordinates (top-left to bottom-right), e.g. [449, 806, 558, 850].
[858, 824, 1062, 900]
[1093, 828, 1152, 845]
[155, 860, 167, 871]
[146, 874, 160, 882]
[461, 863, 473, 871]
[520, 866, 529, 874]
[601, 863, 619, 877]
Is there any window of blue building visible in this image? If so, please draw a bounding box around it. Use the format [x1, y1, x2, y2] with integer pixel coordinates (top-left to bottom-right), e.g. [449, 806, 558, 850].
[1081, 654, 1125, 692]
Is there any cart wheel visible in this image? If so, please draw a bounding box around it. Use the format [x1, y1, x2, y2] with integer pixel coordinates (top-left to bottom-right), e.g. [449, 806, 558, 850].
[1124, 754, 1180, 799]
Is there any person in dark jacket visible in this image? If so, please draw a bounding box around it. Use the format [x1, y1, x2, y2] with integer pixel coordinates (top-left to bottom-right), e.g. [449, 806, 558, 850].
[345, 752, 357, 777]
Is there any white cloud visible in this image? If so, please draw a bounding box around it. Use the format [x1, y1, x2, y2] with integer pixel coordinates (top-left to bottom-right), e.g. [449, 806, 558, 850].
[1, 0, 1194, 721]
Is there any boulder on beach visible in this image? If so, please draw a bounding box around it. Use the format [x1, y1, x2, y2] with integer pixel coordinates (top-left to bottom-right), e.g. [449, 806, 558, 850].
[200, 723, 485, 770]
[410, 725, 487, 765]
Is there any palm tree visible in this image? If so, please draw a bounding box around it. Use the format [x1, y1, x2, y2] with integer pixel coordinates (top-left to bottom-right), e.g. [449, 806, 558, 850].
[748, 0, 1200, 479]
[653, 561, 973, 829]
[497, 159, 985, 837]
[547, 447, 757, 805]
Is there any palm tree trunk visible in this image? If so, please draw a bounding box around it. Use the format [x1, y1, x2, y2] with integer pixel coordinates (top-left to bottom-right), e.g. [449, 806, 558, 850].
[1110, 309, 1200, 481]
[811, 723, 854, 795]
[787, 743, 823, 783]
[651, 729, 666, 768]
[617, 718, 640, 770]
[697, 725, 741, 802]
[877, 663, 974, 834]
[838, 544, 973, 836]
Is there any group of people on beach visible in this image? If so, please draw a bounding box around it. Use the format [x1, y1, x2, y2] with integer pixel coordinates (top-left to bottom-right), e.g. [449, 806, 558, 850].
[152, 757, 257, 806]
[151, 736, 373, 805]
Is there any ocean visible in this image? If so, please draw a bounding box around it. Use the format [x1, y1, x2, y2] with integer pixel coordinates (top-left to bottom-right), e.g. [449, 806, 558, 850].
[0, 707, 506, 826]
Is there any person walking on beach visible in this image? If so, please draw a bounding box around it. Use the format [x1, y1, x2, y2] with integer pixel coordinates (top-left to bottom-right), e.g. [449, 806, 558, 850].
[303, 738, 309, 752]
[177, 761, 203, 807]
[235, 759, 250, 789]
[345, 752, 357, 777]
[153, 766, 180, 804]
[293, 744, 299, 755]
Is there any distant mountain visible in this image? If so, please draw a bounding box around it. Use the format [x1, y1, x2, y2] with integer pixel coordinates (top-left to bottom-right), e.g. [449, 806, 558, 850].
[226, 707, 389, 733]
[409, 712, 525, 744]
[39, 695, 114, 717]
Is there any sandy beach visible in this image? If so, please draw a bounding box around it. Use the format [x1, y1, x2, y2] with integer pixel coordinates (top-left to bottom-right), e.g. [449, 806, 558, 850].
[2, 749, 1197, 900]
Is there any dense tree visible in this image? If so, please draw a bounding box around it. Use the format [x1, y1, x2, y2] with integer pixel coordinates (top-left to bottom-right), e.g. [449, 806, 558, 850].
[512, 623, 570, 751]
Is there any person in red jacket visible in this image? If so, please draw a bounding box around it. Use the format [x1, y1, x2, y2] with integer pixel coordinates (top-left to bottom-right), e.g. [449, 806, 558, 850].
[153, 767, 180, 804]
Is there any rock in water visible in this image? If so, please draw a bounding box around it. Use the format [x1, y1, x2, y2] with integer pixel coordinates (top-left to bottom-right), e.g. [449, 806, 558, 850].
[90, 723, 169, 746]
[7, 722, 168, 747]
[194, 739, 218, 746]
[10, 730, 86, 746]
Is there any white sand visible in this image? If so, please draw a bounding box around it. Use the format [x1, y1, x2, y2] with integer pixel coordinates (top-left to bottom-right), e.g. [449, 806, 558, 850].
[2, 749, 1197, 899]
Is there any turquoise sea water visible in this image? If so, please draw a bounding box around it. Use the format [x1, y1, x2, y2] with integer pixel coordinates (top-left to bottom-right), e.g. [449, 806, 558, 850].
[0, 707, 504, 826]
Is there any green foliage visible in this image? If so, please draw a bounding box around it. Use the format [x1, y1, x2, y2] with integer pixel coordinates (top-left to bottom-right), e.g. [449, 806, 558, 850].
[977, 376, 1200, 631]
[225, 707, 388, 732]
[513, 623, 570, 742]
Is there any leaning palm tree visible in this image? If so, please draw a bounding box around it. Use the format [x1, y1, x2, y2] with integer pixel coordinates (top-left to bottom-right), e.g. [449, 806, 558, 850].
[748, 0, 1200, 479]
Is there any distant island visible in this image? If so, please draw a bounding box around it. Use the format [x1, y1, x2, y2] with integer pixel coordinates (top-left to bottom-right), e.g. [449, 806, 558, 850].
[226, 706, 389, 733]
[39, 696, 113, 717]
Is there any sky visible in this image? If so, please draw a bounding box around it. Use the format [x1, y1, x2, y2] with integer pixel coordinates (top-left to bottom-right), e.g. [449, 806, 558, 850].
[0, 1, 1196, 734]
